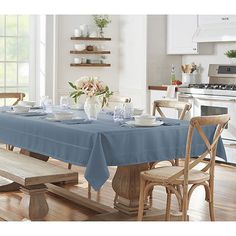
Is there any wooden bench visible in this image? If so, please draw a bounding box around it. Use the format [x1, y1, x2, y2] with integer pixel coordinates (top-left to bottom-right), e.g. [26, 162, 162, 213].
[0, 148, 78, 220]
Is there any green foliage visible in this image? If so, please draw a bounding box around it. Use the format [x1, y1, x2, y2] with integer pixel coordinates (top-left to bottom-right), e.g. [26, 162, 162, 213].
[93, 15, 111, 30]
[68, 81, 113, 108]
[225, 50, 236, 58]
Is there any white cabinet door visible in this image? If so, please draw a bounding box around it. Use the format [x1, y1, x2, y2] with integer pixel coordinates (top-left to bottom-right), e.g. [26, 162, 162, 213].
[150, 90, 178, 119]
[167, 15, 198, 55]
[198, 15, 236, 26]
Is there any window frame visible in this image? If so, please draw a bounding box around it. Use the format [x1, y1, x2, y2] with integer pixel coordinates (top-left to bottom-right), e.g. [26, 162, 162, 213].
[0, 15, 36, 103]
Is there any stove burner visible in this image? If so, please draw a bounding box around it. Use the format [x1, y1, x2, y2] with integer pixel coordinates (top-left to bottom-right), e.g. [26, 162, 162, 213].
[188, 84, 236, 90]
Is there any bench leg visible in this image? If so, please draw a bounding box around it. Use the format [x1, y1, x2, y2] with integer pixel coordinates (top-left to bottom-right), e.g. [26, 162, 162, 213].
[19, 184, 49, 221]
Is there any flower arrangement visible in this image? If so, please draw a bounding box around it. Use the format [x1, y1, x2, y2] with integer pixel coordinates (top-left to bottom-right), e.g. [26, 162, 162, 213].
[69, 76, 113, 107]
[93, 15, 111, 37]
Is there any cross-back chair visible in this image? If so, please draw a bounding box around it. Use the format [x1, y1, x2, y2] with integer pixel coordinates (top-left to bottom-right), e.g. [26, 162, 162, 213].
[105, 95, 131, 110]
[151, 100, 192, 167]
[152, 100, 192, 120]
[0, 92, 25, 106]
[137, 114, 230, 221]
[0, 93, 25, 151]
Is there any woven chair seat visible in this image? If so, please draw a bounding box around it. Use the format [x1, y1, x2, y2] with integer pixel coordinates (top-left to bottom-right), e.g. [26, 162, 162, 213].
[142, 166, 210, 184]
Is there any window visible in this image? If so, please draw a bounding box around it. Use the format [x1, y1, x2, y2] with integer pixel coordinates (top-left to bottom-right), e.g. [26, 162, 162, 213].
[0, 15, 36, 106]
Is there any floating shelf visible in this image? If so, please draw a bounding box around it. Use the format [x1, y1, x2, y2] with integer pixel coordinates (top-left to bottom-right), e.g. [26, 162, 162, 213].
[70, 50, 111, 54]
[71, 37, 111, 41]
[70, 63, 111, 67]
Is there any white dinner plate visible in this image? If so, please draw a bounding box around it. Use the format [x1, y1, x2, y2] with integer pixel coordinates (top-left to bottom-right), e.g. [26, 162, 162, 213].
[45, 116, 81, 121]
[126, 120, 163, 127]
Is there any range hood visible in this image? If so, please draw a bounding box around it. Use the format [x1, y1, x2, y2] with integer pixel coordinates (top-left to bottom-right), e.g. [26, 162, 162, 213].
[192, 22, 236, 42]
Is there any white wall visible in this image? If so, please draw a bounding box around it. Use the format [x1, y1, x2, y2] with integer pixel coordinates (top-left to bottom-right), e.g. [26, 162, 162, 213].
[55, 15, 120, 103]
[147, 15, 182, 86]
[182, 42, 236, 83]
[119, 15, 147, 110]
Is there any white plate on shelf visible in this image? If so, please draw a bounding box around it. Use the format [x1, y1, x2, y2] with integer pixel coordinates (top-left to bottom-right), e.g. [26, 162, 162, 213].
[126, 120, 163, 127]
[45, 116, 82, 122]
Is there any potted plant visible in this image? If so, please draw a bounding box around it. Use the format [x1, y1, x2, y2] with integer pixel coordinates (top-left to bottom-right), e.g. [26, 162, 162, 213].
[225, 50, 236, 64]
[93, 15, 111, 38]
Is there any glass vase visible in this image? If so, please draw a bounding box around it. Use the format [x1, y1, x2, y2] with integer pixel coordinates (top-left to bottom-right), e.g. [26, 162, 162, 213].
[99, 27, 104, 38]
[84, 96, 101, 120]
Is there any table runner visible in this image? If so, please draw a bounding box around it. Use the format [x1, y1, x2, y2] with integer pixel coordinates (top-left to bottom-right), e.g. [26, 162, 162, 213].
[0, 110, 226, 190]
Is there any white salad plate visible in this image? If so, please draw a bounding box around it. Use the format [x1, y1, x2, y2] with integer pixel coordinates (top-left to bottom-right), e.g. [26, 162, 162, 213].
[126, 120, 163, 127]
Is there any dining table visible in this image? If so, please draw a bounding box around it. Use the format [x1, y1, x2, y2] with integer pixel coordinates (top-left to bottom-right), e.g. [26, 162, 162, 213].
[0, 107, 227, 217]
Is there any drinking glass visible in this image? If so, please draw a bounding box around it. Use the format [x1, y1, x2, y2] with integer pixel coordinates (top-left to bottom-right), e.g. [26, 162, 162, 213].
[44, 98, 53, 113]
[40, 96, 49, 110]
[60, 96, 70, 110]
[123, 103, 133, 119]
[113, 106, 124, 122]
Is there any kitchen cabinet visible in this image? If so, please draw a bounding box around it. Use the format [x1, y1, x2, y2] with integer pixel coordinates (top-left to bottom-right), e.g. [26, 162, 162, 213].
[198, 15, 236, 26]
[167, 15, 198, 55]
[150, 90, 178, 119]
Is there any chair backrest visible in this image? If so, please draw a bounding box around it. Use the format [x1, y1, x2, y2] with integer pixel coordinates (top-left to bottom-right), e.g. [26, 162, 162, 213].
[167, 114, 230, 184]
[152, 100, 192, 120]
[105, 95, 131, 109]
[109, 95, 131, 103]
[0, 93, 25, 106]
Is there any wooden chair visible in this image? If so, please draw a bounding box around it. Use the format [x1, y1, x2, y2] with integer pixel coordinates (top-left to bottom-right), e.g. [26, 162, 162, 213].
[151, 100, 192, 167]
[0, 92, 25, 106]
[0, 93, 25, 151]
[105, 95, 131, 110]
[137, 114, 230, 221]
[152, 100, 192, 120]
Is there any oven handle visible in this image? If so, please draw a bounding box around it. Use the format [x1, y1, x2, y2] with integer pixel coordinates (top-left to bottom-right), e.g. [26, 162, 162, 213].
[193, 96, 236, 102]
[224, 143, 236, 148]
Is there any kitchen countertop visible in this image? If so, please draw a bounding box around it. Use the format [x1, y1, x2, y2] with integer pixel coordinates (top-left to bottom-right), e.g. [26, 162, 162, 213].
[148, 85, 179, 91]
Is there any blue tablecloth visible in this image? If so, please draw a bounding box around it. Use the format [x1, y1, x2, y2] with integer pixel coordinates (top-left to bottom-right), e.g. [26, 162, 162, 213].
[0, 109, 226, 190]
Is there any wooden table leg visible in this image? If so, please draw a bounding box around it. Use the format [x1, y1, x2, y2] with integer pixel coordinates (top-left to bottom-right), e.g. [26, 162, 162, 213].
[19, 184, 49, 221]
[112, 163, 150, 215]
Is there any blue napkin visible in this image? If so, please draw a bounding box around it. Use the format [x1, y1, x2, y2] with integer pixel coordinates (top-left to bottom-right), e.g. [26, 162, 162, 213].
[60, 119, 92, 125]
[105, 111, 114, 116]
[30, 106, 43, 110]
[162, 121, 180, 126]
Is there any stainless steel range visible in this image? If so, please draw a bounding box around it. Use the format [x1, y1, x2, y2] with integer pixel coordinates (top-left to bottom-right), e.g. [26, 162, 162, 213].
[178, 64, 236, 164]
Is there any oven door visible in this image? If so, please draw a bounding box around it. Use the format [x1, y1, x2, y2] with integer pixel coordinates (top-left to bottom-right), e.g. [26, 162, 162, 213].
[192, 94, 236, 141]
[178, 93, 236, 164]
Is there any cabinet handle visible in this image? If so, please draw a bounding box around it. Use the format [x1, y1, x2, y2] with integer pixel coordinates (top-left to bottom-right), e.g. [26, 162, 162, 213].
[193, 48, 197, 51]
[221, 17, 229, 20]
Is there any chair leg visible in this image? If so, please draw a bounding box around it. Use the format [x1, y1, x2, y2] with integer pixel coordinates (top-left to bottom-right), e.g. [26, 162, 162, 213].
[6, 144, 14, 151]
[165, 189, 171, 221]
[88, 183, 100, 198]
[68, 163, 72, 169]
[88, 183, 91, 198]
[137, 177, 146, 221]
[181, 184, 188, 221]
[209, 182, 215, 221]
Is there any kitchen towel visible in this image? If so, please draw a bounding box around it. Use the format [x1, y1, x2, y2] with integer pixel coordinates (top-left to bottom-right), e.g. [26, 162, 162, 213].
[166, 85, 176, 98]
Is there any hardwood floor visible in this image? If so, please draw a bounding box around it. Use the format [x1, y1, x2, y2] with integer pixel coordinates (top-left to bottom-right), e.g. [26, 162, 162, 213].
[0, 158, 236, 221]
